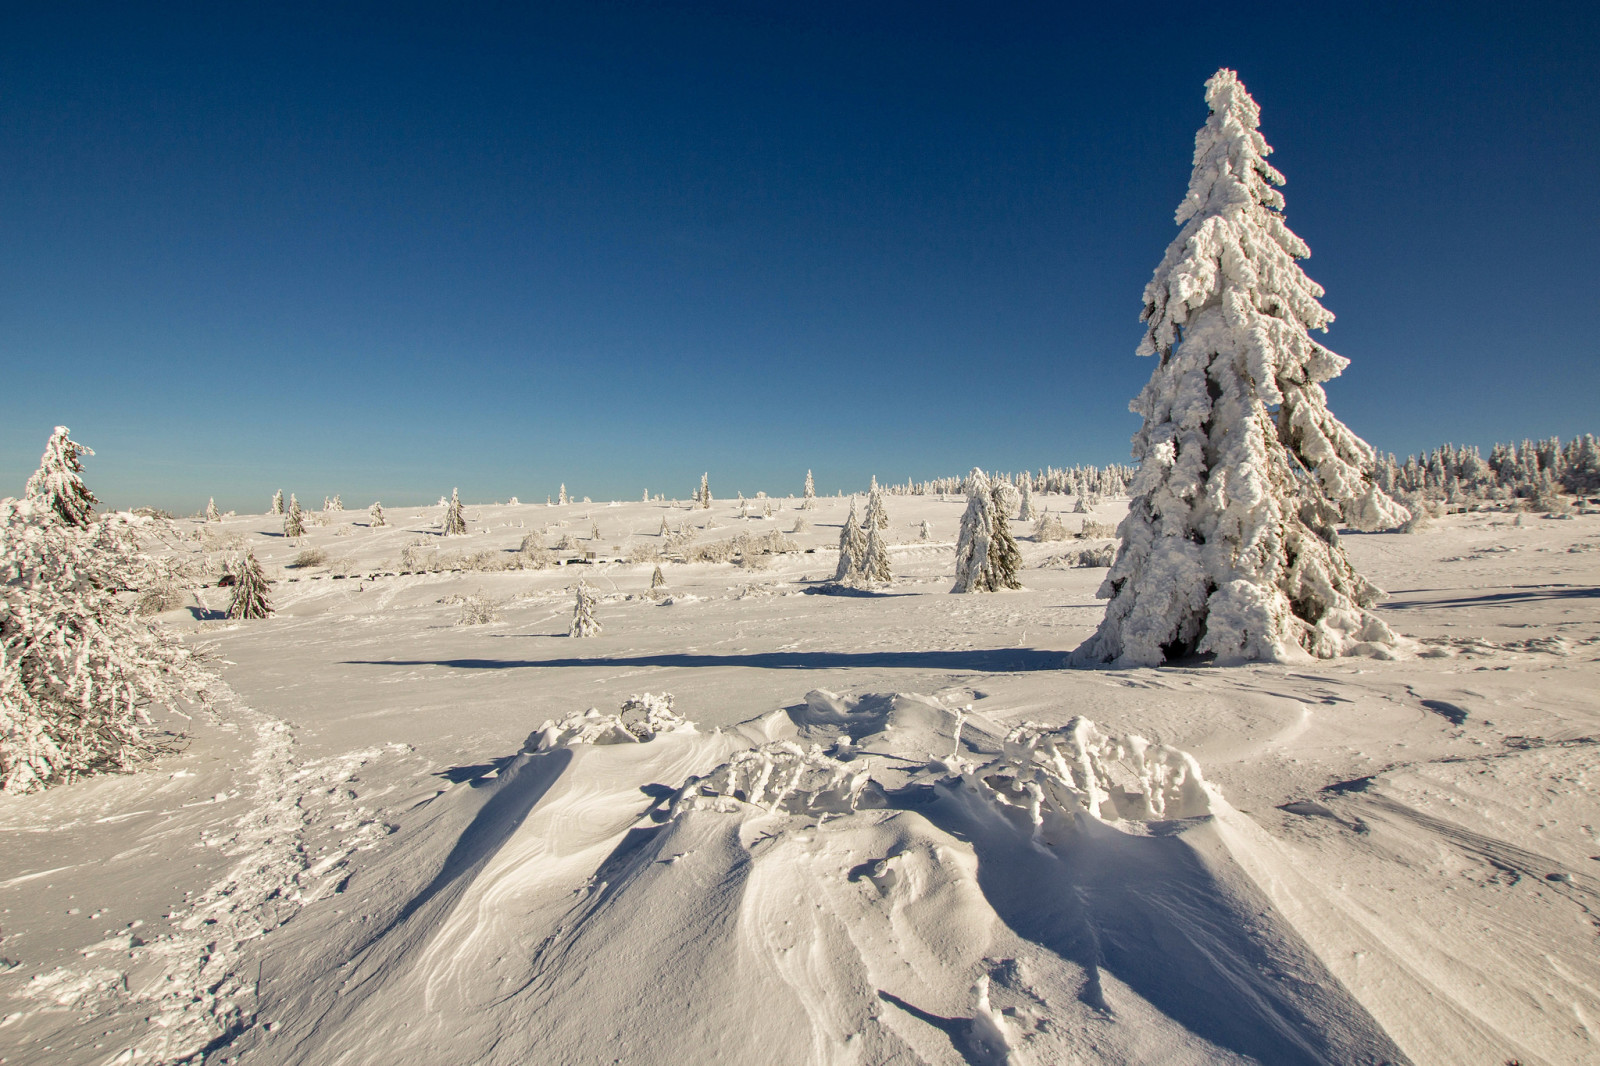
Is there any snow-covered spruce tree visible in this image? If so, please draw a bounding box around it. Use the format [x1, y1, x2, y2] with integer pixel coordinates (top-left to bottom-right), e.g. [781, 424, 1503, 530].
[271, 489, 284, 515]
[859, 521, 892, 587]
[863, 477, 889, 530]
[569, 581, 602, 637]
[558, 484, 568, 506]
[952, 469, 1023, 593]
[1075, 69, 1405, 668]
[442, 488, 468, 536]
[1019, 479, 1036, 522]
[1, 498, 216, 793]
[699, 473, 712, 509]
[834, 497, 868, 582]
[369, 501, 386, 527]
[650, 564, 666, 590]
[802, 469, 816, 509]
[919, 519, 932, 542]
[206, 497, 220, 522]
[329, 494, 343, 512]
[227, 551, 272, 619]
[24, 426, 98, 529]
[283, 495, 305, 538]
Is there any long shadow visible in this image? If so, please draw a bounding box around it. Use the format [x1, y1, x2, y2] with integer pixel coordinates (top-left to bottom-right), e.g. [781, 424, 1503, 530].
[1384, 584, 1600, 610]
[343, 648, 1067, 673]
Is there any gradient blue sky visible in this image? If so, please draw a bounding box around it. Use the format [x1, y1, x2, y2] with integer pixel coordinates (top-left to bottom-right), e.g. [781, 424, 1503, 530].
[3, 1, 1596, 512]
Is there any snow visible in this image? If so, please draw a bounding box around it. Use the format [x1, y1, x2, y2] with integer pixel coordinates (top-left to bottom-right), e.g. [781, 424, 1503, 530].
[2, 492, 1599, 1065]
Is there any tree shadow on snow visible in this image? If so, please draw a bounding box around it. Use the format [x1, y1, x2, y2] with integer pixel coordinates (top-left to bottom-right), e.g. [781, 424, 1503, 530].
[343, 648, 1066, 674]
[1383, 584, 1600, 610]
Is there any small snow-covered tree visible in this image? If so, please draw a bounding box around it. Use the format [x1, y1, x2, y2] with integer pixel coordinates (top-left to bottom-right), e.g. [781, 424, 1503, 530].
[328, 494, 343, 512]
[658, 515, 671, 536]
[834, 497, 868, 581]
[227, 551, 273, 619]
[1076, 69, 1405, 668]
[271, 489, 284, 515]
[1, 499, 216, 792]
[24, 426, 97, 529]
[859, 521, 892, 587]
[570, 581, 602, 637]
[205, 497, 220, 522]
[1019, 479, 1036, 522]
[863, 477, 889, 530]
[558, 484, 568, 506]
[283, 495, 305, 538]
[650, 564, 666, 590]
[443, 488, 468, 536]
[699, 473, 712, 509]
[802, 470, 816, 509]
[919, 519, 932, 542]
[952, 469, 1023, 593]
[369, 501, 386, 527]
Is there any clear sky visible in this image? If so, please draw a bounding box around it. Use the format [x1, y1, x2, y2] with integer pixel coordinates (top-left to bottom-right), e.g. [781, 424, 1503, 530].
[3, 1, 1596, 513]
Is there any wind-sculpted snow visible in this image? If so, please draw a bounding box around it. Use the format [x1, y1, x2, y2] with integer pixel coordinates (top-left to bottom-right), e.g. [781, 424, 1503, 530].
[237, 691, 1407, 1066]
[531, 691, 693, 748]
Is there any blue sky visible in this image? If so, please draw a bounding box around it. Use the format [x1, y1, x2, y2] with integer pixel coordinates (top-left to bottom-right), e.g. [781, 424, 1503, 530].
[3, 2, 1596, 512]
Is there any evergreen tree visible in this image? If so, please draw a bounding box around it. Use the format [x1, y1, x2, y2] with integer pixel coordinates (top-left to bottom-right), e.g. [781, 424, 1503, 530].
[24, 426, 97, 528]
[271, 489, 284, 515]
[987, 485, 1023, 590]
[802, 469, 816, 509]
[558, 484, 568, 506]
[919, 519, 932, 542]
[650, 564, 666, 590]
[834, 497, 868, 581]
[570, 581, 602, 637]
[1019, 479, 1036, 522]
[1076, 69, 1403, 667]
[859, 521, 892, 587]
[283, 495, 305, 538]
[443, 488, 468, 536]
[369, 501, 386, 527]
[328, 494, 343, 512]
[205, 497, 220, 522]
[863, 477, 889, 530]
[700, 473, 712, 509]
[952, 469, 1022, 592]
[659, 515, 672, 536]
[227, 551, 273, 619]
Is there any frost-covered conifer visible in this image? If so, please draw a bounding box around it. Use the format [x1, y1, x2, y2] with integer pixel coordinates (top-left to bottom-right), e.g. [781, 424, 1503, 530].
[329, 494, 343, 512]
[863, 477, 889, 530]
[802, 470, 816, 509]
[204, 497, 219, 522]
[834, 498, 868, 582]
[227, 551, 273, 619]
[369, 501, 386, 527]
[271, 489, 284, 515]
[699, 473, 712, 509]
[1076, 69, 1404, 668]
[570, 581, 602, 637]
[283, 495, 305, 538]
[859, 521, 892, 587]
[558, 484, 568, 506]
[952, 469, 1023, 593]
[919, 519, 932, 542]
[24, 426, 97, 528]
[1019, 480, 1036, 522]
[1, 499, 215, 792]
[650, 564, 666, 590]
[443, 488, 468, 536]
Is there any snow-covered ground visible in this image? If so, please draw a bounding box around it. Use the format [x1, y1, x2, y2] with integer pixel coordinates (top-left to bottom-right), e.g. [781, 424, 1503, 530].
[2, 493, 1597, 1065]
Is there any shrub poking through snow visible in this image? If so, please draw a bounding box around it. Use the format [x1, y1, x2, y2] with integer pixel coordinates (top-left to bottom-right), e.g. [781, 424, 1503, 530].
[291, 547, 326, 569]
[24, 426, 97, 529]
[369, 501, 386, 527]
[1, 497, 216, 793]
[227, 551, 273, 619]
[532, 692, 692, 749]
[134, 557, 187, 616]
[1076, 69, 1405, 667]
[1033, 512, 1068, 542]
[454, 590, 500, 626]
[442, 488, 468, 536]
[676, 741, 874, 815]
[952, 469, 1022, 592]
[569, 581, 601, 637]
[283, 495, 305, 538]
[835, 497, 868, 582]
[1072, 545, 1116, 568]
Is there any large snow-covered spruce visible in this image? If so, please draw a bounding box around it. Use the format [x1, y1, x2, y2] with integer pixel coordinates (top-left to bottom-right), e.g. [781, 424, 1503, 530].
[952, 468, 1022, 593]
[1, 498, 215, 793]
[24, 426, 98, 528]
[1076, 69, 1404, 668]
[834, 497, 868, 582]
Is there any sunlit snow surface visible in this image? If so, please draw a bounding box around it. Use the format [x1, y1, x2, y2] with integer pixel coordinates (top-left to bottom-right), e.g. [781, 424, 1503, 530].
[2, 493, 1597, 1065]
